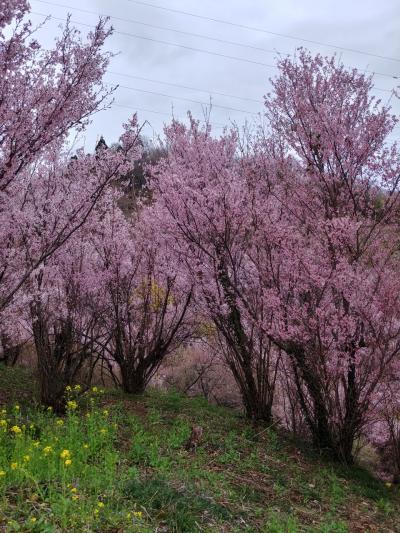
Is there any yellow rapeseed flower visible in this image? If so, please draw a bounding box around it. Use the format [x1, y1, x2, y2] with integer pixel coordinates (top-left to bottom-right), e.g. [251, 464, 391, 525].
[60, 449, 70, 459]
[23, 455, 30, 463]
[91, 386, 98, 393]
[43, 446, 53, 455]
[70, 487, 77, 493]
[30, 517, 37, 523]
[74, 384, 81, 391]
[100, 428, 107, 434]
[97, 501, 104, 508]
[83, 443, 89, 449]
[67, 400, 77, 410]
[0, 470, 5, 477]
[10, 425, 22, 434]
[0, 419, 7, 427]
[11, 462, 18, 470]
[33, 441, 40, 448]
[64, 459, 72, 466]
[72, 494, 79, 501]
[56, 419, 64, 426]
[102, 409, 109, 416]
[14, 405, 20, 411]
[133, 511, 143, 519]
[65, 386, 72, 391]
[47, 406, 53, 412]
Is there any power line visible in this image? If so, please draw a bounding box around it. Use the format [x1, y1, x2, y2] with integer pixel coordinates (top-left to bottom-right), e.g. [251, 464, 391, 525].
[128, 0, 400, 65]
[31, 12, 277, 69]
[107, 71, 264, 103]
[30, 7, 399, 80]
[113, 102, 226, 128]
[114, 85, 259, 115]
[33, 0, 278, 56]
[28, 10, 400, 124]
[111, 102, 400, 141]
[29, 11, 398, 115]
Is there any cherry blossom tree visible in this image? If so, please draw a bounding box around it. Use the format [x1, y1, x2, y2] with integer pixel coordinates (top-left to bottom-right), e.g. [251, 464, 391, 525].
[151, 51, 400, 462]
[151, 118, 281, 422]
[248, 50, 400, 462]
[86, 205, 194, 395]
[0, 0, 140, 312]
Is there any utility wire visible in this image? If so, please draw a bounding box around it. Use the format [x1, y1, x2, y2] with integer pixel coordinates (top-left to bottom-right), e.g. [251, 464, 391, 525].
[31, 12, 277, 69]
[128, 0, 400, 65]
[29, 11, 398, 117]
[113, 103, 226, 128]
[30, 6, 399, 80]
[107, 71, 264, 103]
[114, 85, 259, 115]
[33, 0, 277, 56]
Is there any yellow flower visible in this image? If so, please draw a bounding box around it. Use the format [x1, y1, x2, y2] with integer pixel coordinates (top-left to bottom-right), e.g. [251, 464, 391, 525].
[43, 446, 53, 455]
[100, 428, 107, 434]
[65, 385, 72, 391]
[30, 517, 37, 523]
[11, 462, 18, 470]
[33, 441, 40, 448]
[386, 482, 392, 488]
[70, 487, 77, 493]
[0, 409, 6, 415]
[103, 409, 109, 416]
[64, 459, 72, 466]
[56, 419, 64, 426]
[60, 449, 70, 459]
[72, 494, 79, 501]
[126, 512, 131, 519]
[0, 419, 7, 427]
[91, 386, 98, 393]
[97, 501, 104, 508]
[133, 511, 143, 519]
[14, 405, 20, 411]
[94, 509, 99, 515]
[74, 384, 81, 391]
[0, 470, 5, 477]
[23, 455, 30, 462]
[67, 400, 77, 410]
[83, 443, 89, 449]
[47, 406, 53, 412]
[10, 425, 22, 434]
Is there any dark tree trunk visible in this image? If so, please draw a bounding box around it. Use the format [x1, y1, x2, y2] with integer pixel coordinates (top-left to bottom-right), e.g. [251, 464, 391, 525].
[216, 250, 275, 425]
[31, 304, 66, 413]
[288, 343, 357, 464]
[120, 362, 146, 394]
[0, 333, 22, 367]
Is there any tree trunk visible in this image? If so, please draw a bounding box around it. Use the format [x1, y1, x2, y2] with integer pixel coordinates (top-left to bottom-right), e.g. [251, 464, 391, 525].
[0, 333, 22, 367]
[31, 306, 66, 413]
[120, 363, 146, 394]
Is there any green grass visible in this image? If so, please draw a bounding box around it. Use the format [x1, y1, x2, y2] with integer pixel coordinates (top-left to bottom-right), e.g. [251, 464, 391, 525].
[0, 365, 399, 532]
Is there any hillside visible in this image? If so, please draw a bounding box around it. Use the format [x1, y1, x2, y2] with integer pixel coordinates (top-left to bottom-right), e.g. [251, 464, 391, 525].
[0, 365, 399, 533]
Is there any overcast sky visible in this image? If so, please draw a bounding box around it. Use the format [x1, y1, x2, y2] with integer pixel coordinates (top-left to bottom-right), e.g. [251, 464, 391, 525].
[28, 0, 400, 149]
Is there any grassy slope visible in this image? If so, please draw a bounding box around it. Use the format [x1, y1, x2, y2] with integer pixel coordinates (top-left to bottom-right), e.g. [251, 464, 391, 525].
[0, 364, 399, 533]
